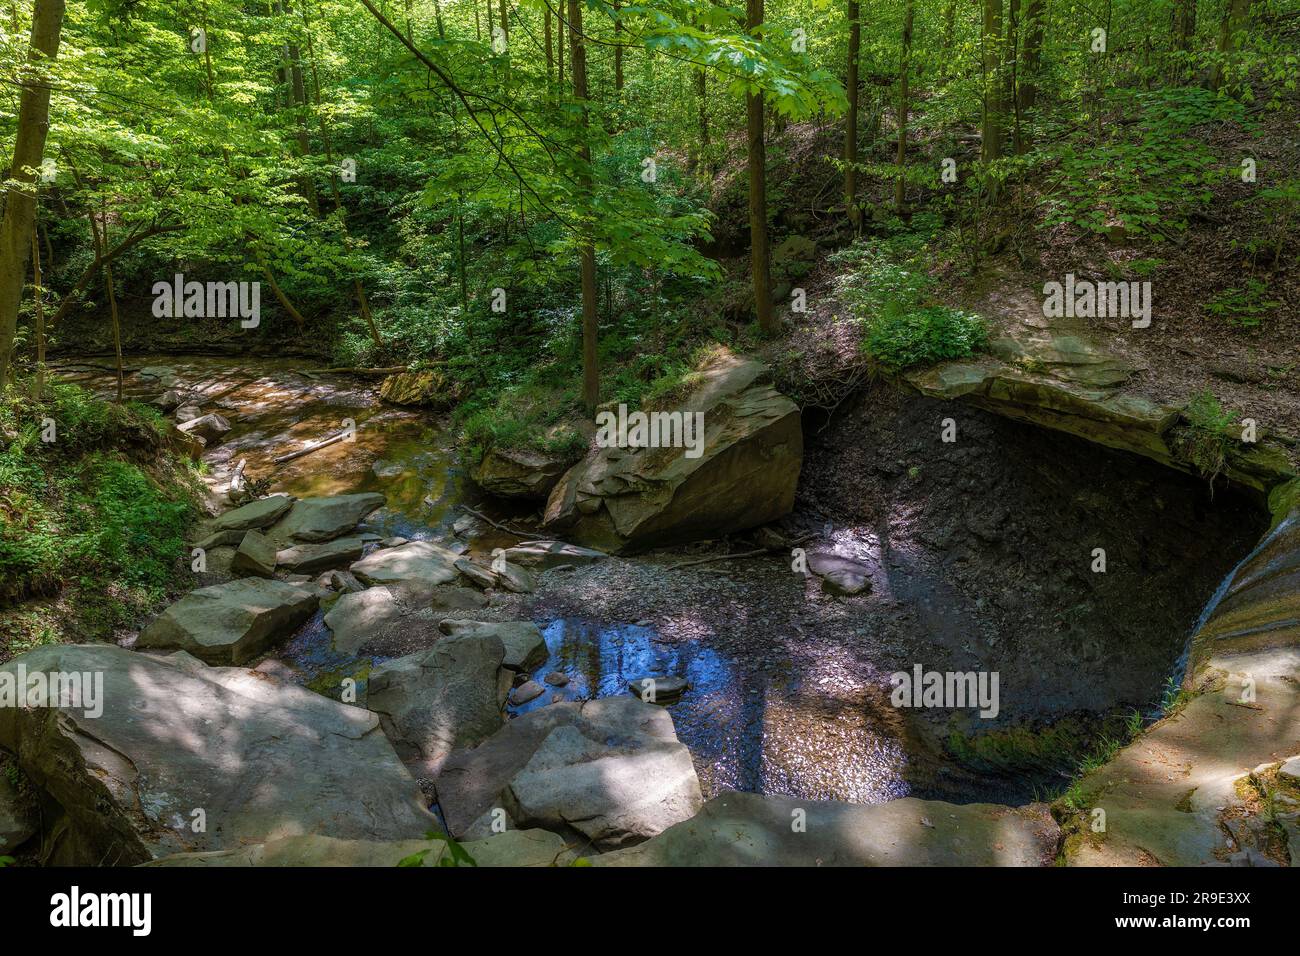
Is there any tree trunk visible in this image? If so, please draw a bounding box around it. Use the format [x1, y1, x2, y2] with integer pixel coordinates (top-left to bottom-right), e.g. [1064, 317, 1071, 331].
[981, 0, 1003, 165]
[746, 0, 775, 333]
[545, 7, 553, 82]
[558, 13, 565, 86]
[895, 0, 913, 212]
[0, 0, 65, 392]
[569, 0, 599, 414]
[845, 0, 861, 231]
[1174, 0, 1196, 51]
[1017, 0, 1044, 119]
[614, 2, 624, 92]
[1208, 0, 1251, 92]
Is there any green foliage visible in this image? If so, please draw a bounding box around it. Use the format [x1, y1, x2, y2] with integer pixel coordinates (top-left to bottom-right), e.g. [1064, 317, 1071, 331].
[0, 384, 197, 608]
[397, 831, 477, 867]
[1204, 279, 1280, 329]
[830, 234, 987, 372]
[1174, 389, 1236, 482]
[1042, 88, 1246, 240]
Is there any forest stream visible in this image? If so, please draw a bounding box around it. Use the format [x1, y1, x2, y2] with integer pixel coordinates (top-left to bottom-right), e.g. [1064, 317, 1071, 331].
[50, 356, 1269, 812]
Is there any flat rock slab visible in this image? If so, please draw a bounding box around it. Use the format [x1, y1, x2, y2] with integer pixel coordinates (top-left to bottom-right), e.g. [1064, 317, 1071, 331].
[136, 578, 318, 665]
[273, 493, 386, 543]
[351, 540, 461, 588]
[213, 494, 294, 533]
[593, 792, 1061, 866]
[439, 619, 547, 671]
[435, 697, 696, 843]
[323, 586, 405, 655]
[501, 540, 607, 570]
[276, 536, 367, 575]
[0, 645, 437, 865]
[145, 829, 574, 867]
[505, 722, 703, 850]
[368, 633, 508, 777]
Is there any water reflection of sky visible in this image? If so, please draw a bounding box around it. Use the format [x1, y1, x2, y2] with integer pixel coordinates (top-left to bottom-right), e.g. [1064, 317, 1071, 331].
[512, 617, 910, 805]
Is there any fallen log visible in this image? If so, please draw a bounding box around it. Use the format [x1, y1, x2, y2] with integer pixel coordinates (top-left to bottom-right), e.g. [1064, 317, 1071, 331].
[272, 430, 351, 464]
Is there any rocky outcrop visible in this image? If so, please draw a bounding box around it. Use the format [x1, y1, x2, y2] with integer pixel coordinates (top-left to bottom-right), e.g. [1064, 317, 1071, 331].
[593, 792, 1061, 866]
[0, 645, 438, 865]
[136, 578, 318, 664]
[272, 493, 386, 543]
[145, 829, 575, 867]
[435, 696, 702, 847]
[367, 634, 509, 777]
[543, 354, 803, 553]
[378, 369, 456, 408]
[472, 446, 571, 501]
[1062, 497, 1300, 866]
[906, 333, 1295, 495]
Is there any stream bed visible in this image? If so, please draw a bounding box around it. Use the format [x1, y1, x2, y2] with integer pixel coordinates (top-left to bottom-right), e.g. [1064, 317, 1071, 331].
[60, 356, 1267, 807]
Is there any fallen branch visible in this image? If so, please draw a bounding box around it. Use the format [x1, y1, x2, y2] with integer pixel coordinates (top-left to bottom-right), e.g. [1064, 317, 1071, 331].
[318, 365, 407, 376]
[459, 505, 533, 536]
[666, 533, 814, 570]
[272, 430, 351, 464]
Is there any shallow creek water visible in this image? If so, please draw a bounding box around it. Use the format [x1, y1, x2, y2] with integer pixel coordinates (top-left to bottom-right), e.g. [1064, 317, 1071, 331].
[58, 356, 1261, 808]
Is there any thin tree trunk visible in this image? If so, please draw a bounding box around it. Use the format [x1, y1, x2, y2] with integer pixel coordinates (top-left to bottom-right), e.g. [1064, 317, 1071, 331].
[1017, 0, 1044, 120]
[31, 222, 44, 398]
[895, 0, 913, 212]
[981, 0, 1003, 165]
[697, 71, 709, 148]
[0, 0, 65, 391]
[568, 0, 599, 413]
[545, 7, 553, 81]
[746, 0, 774, 333]
[88, 209, 123, 401]
[614, 1, 624, 92]
[558, 13, 564, 86]
[845, 0, 861, 231]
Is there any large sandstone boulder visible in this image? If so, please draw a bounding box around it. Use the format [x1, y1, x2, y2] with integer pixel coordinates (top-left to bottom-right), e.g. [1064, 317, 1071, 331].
[350, 540, 461, 588]
[472, 446, 572, 501]
[435, 696, 701, 848]
[0, 645, 438, 865]
[367, 633, 509, 777]
[213, 494, 294, 533]
[543, 354, 802, 553]
[273, 493, 386, 543]
[593, 792, 1061, 866]
[438, 619, 548, 671]
[136, 578, 318, 664]
[145, 829, 575, 867]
